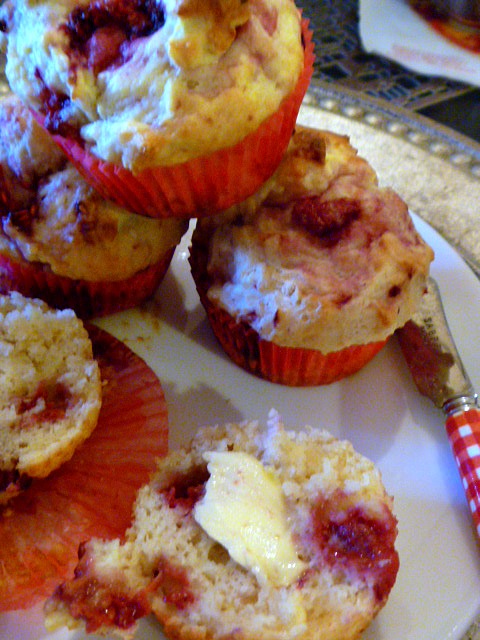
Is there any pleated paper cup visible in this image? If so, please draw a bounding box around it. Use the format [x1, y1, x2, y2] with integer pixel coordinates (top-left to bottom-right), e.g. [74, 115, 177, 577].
[0, 247, 175, 319]
[199, 293, 387, 386]
[0, 325, 168, 612]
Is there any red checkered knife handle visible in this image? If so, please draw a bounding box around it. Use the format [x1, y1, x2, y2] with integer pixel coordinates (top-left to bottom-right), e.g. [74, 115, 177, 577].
[445, 406, 480, 540]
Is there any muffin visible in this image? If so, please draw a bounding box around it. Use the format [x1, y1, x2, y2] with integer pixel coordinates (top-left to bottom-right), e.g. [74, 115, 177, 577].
[0, 0, 314, 218]
[44, 410, 399, 640]
[189, 126, 435, 386]
[0, 94, 187, 318]
[1, 322, 170, 612]
[0, 290, 101, 505]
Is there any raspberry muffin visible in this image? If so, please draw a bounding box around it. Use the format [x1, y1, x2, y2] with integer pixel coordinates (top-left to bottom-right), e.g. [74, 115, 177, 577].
[0, 291, 101, 505]
[0, 0, 314, 218]
[0, 94, 187, 318]
[189, 126, 434, 385]
[45, 410, 399, 640]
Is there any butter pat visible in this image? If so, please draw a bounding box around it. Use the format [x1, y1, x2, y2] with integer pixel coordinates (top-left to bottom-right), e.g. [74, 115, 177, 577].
[194, 451, 306, 587]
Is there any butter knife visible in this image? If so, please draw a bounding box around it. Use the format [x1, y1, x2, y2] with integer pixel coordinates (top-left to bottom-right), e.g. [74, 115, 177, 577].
[397, 277, 480, 540]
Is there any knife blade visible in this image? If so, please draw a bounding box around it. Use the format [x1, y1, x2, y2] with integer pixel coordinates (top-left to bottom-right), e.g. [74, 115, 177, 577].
[397, 276, 480, 540]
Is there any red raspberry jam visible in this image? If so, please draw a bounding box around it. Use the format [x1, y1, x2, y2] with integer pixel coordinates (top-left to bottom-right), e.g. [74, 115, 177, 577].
[37, 1, 166, 136]
[16, 382, 72, 428]
[292, 197, 361, 239]
[162, 466, 210, 512]
[35, 71, 82, 140]
[49, 542, 151, 633]
[62, 0, 165, 73]
[311, 489, 399, 602]
[150, 556, 195, 610]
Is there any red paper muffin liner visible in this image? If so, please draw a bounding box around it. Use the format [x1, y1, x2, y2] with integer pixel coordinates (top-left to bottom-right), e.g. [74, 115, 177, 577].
[201, 295, 387, 386]
[41, 18, 314, 219]
[0, 325, 169, 612]
[189, 239, 387, 386]
[0, 247, 175, 319]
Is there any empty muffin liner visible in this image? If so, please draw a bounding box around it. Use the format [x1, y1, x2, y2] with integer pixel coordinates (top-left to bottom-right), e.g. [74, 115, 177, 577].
[0, 325, 169, 611]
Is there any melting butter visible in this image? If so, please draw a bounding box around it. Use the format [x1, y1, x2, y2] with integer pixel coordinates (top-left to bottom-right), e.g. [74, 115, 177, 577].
[193, 451, 306, 587]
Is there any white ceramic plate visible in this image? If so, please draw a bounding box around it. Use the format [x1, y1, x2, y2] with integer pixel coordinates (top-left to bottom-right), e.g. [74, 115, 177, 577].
[1, 212, 479, 640]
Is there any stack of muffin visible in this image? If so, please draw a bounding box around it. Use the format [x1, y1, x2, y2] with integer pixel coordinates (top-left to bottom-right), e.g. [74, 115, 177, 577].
[0, 2, 437, 639]
[0, 0, 432, 388]
[0, 93, 189, 317]
[0, 0, 313, 318]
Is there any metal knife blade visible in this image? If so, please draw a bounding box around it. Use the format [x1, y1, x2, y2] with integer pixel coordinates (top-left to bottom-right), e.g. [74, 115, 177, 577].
[397, 276, 480, 540]
[397, 277, 476, 413]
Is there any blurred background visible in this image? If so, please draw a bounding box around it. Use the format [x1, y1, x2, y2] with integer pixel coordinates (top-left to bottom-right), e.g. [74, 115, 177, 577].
[300, 0, 480, 142]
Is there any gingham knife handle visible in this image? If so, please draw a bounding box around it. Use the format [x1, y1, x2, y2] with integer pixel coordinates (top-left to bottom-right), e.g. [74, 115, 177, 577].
[445, 405, 480, 540]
